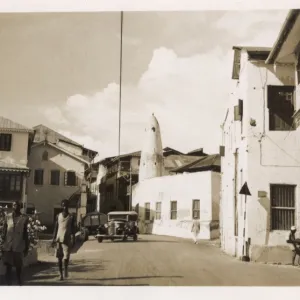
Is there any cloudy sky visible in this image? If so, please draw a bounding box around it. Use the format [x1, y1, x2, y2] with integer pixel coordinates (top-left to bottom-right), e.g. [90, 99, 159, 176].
[0, 10, 288, 160]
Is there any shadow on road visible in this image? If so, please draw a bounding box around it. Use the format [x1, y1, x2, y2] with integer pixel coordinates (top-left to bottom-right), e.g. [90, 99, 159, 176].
[110, 239, 180, 243]
[0, 259, 109, 286]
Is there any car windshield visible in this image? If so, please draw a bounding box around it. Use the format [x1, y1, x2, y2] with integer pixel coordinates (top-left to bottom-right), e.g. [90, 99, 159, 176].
[109, 214, 128, 221]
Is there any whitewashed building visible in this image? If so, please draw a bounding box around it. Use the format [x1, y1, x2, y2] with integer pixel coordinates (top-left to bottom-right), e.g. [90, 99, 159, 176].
[220, 10, 300, 263]
[132, 113, 221, 240]
[132, 155, 221, 240]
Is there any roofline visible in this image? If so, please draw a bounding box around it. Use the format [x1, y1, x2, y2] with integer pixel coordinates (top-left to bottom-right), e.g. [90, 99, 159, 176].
[171, 154, 220, 173]
[171, 156, 207, 173]
[232, 46, 272, 52]
[111, 151, 141, 162]
[33, 124, 83, 147]
[266, 9, 300, 64]
[32, 141, 90, 165]
[0, 128, 34, 134]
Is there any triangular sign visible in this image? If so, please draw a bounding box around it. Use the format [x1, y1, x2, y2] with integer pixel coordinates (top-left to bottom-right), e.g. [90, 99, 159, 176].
[239, 181, 251, 196]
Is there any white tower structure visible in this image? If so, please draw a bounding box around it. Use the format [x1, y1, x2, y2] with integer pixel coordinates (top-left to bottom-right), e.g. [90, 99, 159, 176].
[139, 113, 164, 182]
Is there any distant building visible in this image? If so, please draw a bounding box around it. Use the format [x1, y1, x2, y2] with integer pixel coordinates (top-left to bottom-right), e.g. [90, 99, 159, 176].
[132, 154, 221, 239]
[131, 114, 220, 240]
[97, 147, 203, 214]
[220, 10, 300, 264]
[27, 124, 98, 228]
[0, 116, 35, 211]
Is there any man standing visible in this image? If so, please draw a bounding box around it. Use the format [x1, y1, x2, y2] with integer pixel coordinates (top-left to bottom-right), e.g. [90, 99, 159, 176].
[52, 199, 76, 281]
[191, 219, 200, 244]
[1, 201, 29, 285]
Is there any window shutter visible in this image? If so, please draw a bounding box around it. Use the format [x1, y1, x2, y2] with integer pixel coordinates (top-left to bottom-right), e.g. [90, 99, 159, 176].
[238, 99, 243, 119]
[232, 49, 241, 80]
[219, 145, 225, 157]
[7, 134, 12, 151]
[234, 106, 241, 121]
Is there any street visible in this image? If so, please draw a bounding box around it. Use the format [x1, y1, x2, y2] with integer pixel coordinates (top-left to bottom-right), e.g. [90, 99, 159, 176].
[10, 234, 300, 286]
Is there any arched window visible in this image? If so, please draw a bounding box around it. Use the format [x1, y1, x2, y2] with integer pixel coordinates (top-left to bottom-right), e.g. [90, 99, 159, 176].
[42, 150, 48, 161]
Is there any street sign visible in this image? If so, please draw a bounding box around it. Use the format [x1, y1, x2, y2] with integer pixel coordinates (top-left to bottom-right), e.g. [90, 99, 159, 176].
[239, 182, 251, 196]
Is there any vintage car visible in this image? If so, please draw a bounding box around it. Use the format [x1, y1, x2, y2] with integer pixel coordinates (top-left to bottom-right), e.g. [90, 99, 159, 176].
[80, 212, 108, 241]
[95, 211, 138, 243]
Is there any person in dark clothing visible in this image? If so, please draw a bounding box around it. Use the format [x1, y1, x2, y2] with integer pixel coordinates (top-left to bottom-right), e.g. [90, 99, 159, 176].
[1, 201, 29, 285]
[287, 226, 300, 266]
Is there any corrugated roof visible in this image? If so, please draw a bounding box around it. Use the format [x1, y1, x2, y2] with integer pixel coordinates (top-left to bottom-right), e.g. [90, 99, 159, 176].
[172, 154, 221, 173]
[33, 124, 82, 146]
[32, 140, 90, 165]
[232, 46, 272, 52]
[0, 116, 33, 133]
[111, 151, 141, 162]
[164, 155, 203, 170]
[0, 161, 29, 172]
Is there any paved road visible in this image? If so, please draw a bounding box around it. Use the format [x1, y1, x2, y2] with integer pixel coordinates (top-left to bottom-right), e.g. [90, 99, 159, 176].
[8, 235, 300, 286]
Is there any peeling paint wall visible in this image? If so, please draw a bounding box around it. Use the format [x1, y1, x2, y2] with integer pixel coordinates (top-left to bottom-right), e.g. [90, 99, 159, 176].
[27, 144, 85, 226]
[132, 171, 220, 240]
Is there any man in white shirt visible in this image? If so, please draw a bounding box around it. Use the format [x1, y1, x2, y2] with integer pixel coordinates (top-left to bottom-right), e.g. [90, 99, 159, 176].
[52, 199, 76, 281]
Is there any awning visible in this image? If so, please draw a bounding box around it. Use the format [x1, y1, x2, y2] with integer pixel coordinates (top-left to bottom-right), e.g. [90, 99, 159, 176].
[0, 161, 30, 173]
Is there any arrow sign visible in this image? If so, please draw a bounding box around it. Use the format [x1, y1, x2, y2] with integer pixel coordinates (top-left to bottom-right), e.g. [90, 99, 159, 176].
[239, 182, 251, 196]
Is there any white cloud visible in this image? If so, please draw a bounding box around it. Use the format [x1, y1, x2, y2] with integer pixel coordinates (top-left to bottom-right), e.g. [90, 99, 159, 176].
[44, 46, 232, 159]
[215, 10, 288, 42]
[42, 106, 69, 125]
[43, 11, 287, 160]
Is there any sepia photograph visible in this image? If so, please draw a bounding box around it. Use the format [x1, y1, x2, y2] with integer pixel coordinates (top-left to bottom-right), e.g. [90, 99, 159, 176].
[0, 1, 300, 291]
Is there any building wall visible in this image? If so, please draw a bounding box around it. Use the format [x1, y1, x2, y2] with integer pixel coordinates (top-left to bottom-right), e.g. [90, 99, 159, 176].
[57, 140, 83, 157]
[132, 171, 220, 240]
[27, 144, 85, 226]
[0, 131, 30, 167]
[221, 52, 300, 261]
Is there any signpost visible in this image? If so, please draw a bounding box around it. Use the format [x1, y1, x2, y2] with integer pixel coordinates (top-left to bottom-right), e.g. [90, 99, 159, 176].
[239, 181, 251, 262]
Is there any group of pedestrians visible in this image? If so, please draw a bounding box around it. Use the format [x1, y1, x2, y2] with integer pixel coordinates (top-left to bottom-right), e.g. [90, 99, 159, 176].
[1, 199, 75, 285]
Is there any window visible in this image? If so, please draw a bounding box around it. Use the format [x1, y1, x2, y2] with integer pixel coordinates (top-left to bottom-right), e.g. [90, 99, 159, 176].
[192, 199, 200, 219]
[42, 150, 48, 161]
[34, 169, 44, 185]
[170, 201, 177, 220]
[271, 184, 295, 230]
[50, 170, 60, 186]
[64, 171, 77, 186]
[155, 202, 161, 220]
[0, 134, 12, 151]
[0, 174, 22, 199]
[145, 202, 150, 220]
[268, 85, 295, 131]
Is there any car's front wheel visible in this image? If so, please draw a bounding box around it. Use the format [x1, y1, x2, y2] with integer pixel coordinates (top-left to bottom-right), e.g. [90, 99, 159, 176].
[98, 237, 103, 243]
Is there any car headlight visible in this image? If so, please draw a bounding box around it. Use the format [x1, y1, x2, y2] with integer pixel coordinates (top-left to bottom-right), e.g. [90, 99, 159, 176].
[104, 224, 108, 228]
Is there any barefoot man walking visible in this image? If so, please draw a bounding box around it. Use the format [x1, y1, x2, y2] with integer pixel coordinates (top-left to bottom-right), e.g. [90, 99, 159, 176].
[52, 199, 76, 281]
